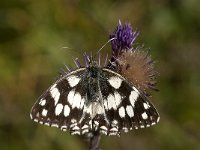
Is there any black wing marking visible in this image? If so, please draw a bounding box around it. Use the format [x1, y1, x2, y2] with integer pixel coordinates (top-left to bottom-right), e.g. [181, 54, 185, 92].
[30, 68, 92, 135]
[96, 68, 160, 135]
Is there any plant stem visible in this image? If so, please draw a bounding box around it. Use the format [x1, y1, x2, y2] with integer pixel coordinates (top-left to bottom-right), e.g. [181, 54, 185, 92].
[89, 131, 102, 150]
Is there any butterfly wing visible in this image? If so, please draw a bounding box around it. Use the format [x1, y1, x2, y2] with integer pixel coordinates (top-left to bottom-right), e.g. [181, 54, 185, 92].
[96, 68, 160, 135]
[30, 67, 160, 136]
[30, 68, 92, 135]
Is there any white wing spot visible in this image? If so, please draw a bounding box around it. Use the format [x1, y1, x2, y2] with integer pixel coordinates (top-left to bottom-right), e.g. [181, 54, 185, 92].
[30, 114, 33, 119]
[50, 84, 56, 90]
[132, 86, 139, 93]
[140, 125, 145, 128]
[64, 105, 70, 117]
[109, 132, 118, 136]
[108, 76, 122, 89]
[89, 120, 92, 128]
[55, 103, 63, 115]
[82, 129, 89, 134]
[110, 127, 118, 132]
[80, 98, 85, 109]
[100, 126, 108, 131]
[62, 128, 67, 132]
[72, 125, 80, 130]
[94, 121, 99, 126]
[51, 124, 59, 128]
[100, 130, 107, 135]
[71, 118, 77, 123]
[103, 99, 108, 110]
[72, 92, 81, 109]
[107, 94, 117, 110]
[44, 122, 50, 126]
[39, 121, 43, 124]
[67, 75, 80, 87]
[82, 125, 89, 129]
[129, 90, 139, 107]
[142, 112, 148, 119]
[71, 131, 81, 135]
[143, 102, 150, 109]
[50, 85, 60, 105]
[157, 116, 160, 123]
[39, 99, 46, 106]
[96, 104, 104, 114]
[126, 105, 134, 117]
[114, 91, 122, 107]
[68, 89, 75, 106]
[146, 124, 150, 127]
[84, 104, 92, 115]
[118, 106, 125, 118]
[123, 127, 128, 132]
[61, 126, 67, 131]
[42, 109, 48, 116]
[112, 120, 118, 125]
[34, 118, 38, 122]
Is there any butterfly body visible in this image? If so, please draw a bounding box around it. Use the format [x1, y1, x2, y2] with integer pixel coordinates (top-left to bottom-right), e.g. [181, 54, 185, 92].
[30, 60, 159, 136]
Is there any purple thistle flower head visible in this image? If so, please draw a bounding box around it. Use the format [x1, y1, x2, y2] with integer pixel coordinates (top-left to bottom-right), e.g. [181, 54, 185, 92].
[110, 20, 139, 57]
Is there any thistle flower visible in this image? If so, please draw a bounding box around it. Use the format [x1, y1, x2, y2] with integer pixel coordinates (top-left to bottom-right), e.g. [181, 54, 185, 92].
[60, 52, 106, 75]
[110, 20, 139, 58]
[117, 48, 157, 93]
[110, 21, 157, 93]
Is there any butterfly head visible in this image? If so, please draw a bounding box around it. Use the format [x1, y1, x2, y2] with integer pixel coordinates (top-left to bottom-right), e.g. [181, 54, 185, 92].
[85, 54, 99, 68]
[89, 59, 98, 67]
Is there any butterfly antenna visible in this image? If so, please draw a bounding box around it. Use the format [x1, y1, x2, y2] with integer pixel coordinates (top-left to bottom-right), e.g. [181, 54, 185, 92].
[98, 52, 101, 66]
[97, 37, 116, 54]
[104, 53, 109, 67]
[83, 52, 90, 67]
[74, 58, 81, 68]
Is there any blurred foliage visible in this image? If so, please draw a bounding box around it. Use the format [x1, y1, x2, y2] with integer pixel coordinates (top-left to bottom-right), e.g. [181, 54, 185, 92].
[0, 0, 200, 150]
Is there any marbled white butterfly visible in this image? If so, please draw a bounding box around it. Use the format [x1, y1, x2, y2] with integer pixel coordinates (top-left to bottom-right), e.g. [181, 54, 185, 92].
[30, 55, 160, 136]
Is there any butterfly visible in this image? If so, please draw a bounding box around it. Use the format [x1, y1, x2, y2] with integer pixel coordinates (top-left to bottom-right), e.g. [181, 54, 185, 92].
[30, 55, 159, 136]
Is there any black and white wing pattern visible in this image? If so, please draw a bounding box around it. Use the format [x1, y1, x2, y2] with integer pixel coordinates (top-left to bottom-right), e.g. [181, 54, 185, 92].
[95, 68, 160, 136]
[30, 68, 90, 135]
[30, 67, 159, 136]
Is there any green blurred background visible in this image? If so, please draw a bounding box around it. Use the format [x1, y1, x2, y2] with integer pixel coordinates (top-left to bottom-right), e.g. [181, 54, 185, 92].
[0, 0, 200, 150]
